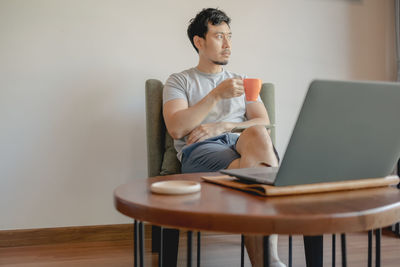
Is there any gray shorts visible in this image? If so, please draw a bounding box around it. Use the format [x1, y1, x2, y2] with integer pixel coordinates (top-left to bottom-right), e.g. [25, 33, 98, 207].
[181, 133, 240, 173]
[181, 132, 280, 173]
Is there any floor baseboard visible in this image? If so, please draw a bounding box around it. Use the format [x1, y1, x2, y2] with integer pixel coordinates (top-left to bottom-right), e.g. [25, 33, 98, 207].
[0, 223, 151, 247]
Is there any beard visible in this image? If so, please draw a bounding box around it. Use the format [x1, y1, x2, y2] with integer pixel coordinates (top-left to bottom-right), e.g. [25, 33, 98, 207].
[212, 60, 229, 65]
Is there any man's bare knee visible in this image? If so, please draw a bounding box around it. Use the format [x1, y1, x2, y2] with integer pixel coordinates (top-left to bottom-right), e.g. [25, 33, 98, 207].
[236, 125, 278, 168]
[241, 125, 272, 147]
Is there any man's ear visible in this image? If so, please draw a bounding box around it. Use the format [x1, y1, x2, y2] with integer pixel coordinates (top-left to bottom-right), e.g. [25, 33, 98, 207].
[193, 35, 203, 51]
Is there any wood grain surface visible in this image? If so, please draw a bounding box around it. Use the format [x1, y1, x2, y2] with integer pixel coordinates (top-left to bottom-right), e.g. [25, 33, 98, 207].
[114, 173, 400, 235]
[3, 231, 400, 266]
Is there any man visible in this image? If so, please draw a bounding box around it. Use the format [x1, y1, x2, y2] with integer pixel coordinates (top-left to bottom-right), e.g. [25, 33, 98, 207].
[163, 8, 284, 267]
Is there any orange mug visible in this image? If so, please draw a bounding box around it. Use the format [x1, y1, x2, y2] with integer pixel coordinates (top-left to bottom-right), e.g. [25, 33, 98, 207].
[243, 78, 262, 101]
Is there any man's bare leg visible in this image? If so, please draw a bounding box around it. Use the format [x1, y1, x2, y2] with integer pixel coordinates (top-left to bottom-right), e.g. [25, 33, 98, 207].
[227, 125, 284, 267]
[244, 234, 284, 267]
[227, 125, 278, 169]
[236, 125, 278, 168]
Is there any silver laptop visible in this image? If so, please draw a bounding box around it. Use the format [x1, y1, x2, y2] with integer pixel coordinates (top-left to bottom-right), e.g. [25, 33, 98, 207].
[221, 80, 400, 186]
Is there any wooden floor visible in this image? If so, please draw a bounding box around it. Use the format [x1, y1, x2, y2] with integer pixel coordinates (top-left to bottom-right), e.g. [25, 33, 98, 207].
[1, 230, 399, 266]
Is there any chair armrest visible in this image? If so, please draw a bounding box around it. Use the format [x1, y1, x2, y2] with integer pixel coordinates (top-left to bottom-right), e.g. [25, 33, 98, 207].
[231, 124, 275, 133]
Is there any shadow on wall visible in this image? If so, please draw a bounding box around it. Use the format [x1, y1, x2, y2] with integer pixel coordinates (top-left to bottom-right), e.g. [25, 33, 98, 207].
[347, 0, 396, 80]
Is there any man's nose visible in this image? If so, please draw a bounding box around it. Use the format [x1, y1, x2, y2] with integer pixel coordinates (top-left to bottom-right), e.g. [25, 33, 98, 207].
[223, 37, 231, 48]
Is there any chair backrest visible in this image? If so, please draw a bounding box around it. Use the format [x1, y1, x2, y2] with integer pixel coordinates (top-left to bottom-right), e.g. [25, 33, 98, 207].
[145, 79, 276, 177]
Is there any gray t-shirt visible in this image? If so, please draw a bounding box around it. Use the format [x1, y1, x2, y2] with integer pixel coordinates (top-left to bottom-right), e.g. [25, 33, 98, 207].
[163, 67, 258, 160]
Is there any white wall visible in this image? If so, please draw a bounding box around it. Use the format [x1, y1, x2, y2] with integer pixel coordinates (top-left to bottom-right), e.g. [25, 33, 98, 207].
[0, 0, 396, 230]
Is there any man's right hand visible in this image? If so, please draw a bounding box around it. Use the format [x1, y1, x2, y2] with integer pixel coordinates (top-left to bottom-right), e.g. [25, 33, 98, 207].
[211, 78, 244, 100]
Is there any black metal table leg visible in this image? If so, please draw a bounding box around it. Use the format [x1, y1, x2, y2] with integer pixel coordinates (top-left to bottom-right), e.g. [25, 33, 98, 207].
[289, 235, 292, 267]
[139, 222, 144, 267]
[134, 220, 138, 267]
[332, 234, 336, 267]
[375, 229, 381, 267]
[187, 231, 193, 267]
[304, 235, 323, 267]
[341, 234, 347, 267]
[152, 225, 161, 253]
[241, 235, 245, 267]
[368, 230, 373, 267]
[197, 232, 201, 267]
[263, 235, 270, 267]
[162, 228, 180, 266]
[159, 226, 163, 267]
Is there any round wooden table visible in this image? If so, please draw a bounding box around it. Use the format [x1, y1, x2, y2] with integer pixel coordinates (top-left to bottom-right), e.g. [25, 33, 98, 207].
[114, 173, 400, 267]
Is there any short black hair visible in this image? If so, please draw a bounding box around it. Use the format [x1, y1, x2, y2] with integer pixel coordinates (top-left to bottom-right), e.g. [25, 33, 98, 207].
[187, 8, 231, 53]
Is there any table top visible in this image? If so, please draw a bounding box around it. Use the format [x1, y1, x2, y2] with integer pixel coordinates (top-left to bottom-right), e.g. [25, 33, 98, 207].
[114, 173, 400, 235]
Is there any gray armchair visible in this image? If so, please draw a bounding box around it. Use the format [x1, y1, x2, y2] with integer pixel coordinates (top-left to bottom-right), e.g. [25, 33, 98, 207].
[145, 79, 277, 266]
[145, 79, 277, 177]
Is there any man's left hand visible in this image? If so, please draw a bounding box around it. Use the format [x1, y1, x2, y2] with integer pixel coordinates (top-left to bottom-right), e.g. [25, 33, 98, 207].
[186, 122, 230, 145]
